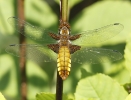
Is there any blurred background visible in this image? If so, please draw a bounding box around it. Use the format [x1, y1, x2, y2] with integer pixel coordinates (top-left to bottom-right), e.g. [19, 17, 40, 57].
[0, 0, 131, 100]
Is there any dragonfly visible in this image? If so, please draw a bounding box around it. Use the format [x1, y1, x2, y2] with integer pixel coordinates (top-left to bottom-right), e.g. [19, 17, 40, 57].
[6, 17, 124, 80]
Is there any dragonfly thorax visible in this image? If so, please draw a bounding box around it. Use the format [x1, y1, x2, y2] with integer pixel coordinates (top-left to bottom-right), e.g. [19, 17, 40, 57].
[59, 25, 71, 46]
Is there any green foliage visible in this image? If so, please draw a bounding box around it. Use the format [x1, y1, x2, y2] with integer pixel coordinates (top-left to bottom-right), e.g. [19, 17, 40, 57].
[125, 94, 131, 100]
[75, 72, 128, 100]
[36, 93, 73, 100]
[124, 33, 131, 73]
[1, 0, 131, 100]
[0, 92, 6, 100]
[123, 83, 131, 94]
[36, 93, 55, 100]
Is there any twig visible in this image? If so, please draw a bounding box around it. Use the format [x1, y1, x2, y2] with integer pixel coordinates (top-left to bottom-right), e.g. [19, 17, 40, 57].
[60, 0, 68, 21]
[56, 71, 63, 100]
[18, 0, 27, 100]
[56, 0, 68, 100]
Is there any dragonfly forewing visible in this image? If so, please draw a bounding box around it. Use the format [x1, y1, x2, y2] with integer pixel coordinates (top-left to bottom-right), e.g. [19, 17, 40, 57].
[7, 18, 124, 64]
[71, 47, 123, 64]
[8, 17, 57, 43]
[5, 44, 57, 62]
[72, 23, 124, 46]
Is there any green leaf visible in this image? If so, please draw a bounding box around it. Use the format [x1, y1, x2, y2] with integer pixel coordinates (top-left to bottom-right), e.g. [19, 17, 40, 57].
[71, 1, 131, 46]
[75, 73, 128, 100]
[124, 34, 131, 74]
[36, 93, 55, 100]
[0, 92, 6, 100]
[125, 94, 131, 100]
[25, 0, 57, 29]
[80, 68, 93, 79]
[123, 83, 131, 94]
[36, 92, 74, 100]
[107, 61, 131, 84]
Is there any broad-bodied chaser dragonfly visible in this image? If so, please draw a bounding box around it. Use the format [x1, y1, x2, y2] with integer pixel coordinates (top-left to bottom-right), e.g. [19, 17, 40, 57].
[6, 17, 123, 80]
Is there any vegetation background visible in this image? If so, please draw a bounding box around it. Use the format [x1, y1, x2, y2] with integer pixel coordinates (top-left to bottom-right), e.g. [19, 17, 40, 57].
[0, 0, 131, 100]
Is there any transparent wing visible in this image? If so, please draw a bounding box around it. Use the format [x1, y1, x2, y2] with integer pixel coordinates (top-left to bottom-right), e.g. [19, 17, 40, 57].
[71, 47, 123, 64]
[5, 44, 57, 62]
[72, 23, 124, 45]
[8, 17, 57, 43]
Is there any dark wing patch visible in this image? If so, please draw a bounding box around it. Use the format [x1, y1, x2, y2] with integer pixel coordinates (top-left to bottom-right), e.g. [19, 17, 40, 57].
[47, 44, 59, 53]
[69, 45, 81, 54]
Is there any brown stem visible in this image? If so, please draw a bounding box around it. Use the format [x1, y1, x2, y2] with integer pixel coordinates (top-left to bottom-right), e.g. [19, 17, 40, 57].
[18, 0, 27, 100]
[56, 0, 68, 100]
[56, 71, 63, 100]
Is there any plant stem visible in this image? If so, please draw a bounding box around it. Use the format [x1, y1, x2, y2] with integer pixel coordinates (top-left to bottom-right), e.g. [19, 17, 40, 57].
[56, 71, 63, 100]
[60, 0, 68, 21]
[18, 0, 27, 100]
[56, 0, 68, 100]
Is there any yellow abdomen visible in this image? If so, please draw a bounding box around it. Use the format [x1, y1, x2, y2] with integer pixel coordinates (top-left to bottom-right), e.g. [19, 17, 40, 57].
[57, 46, 71, 80]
